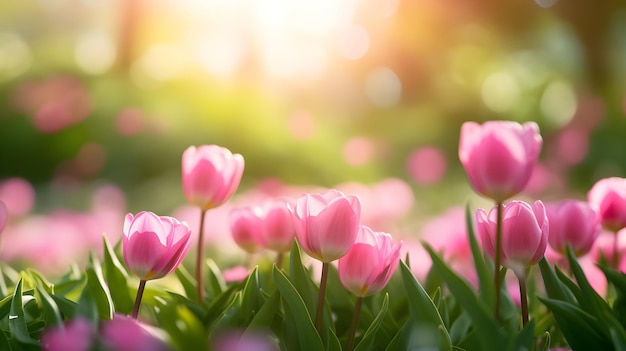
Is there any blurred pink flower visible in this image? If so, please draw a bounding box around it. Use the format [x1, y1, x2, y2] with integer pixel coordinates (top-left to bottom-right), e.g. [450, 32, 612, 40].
[13, 75, 91, 133]
[0, 177, 35, 216]
[101, 314, 170, 351]
[223, 265, 250, 283]
[213, 331, 277, 351]
[123, 211, 192, 280]
[556, 128, 589, 166]
[545, 199, 600, 257]
[476, 200, 548, 276]
[0, 201, 6, 234]
[116, 108, 146, 136]
[407, 146, 447, 185]
[292, 189, 361, 263]
[229, 206, 265, 253]
[259, 198, 296, 253]
[588, 177, 626, 232]
[458, 121, 542, 202]
[182, 145, 245, 210]
[338, 226, 401, 297]
[41, 318, 94, 351]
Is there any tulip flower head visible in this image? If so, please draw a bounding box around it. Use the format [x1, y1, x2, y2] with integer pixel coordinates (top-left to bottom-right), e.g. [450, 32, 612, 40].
[458, 121, 542, 202]
[292, 189, 361, 263]
[101, 314, 170, 351]
[338, 226, 401, 297]
[229, 206, 265, 253]
[476, 200, 548, 276]
[123, 211, 192, 280]
[41, 318, 94, 351]
[260, 198, 296, 253]
[587, 177, 626, 232]
[545, 200, 600, 257]
[182, 145, 245, 210]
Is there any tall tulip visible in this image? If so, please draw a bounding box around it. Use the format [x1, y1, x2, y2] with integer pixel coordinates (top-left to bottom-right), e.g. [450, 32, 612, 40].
[338, 226, 401, 351]
[459, 120, 542, 320]
[476, 200, 548, 326]
[123, 211, 192, 318]
[292, 189, 361, 332]
[545, 200, 599, 257]
[588, 177, 626, 268]
[182, 145, 244, 302]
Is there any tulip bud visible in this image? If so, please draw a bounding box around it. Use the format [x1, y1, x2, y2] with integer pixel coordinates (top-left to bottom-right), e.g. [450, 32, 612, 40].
[459, 121, 542, 202]
[292, 189, 361, 263]
[587, 177, 626, 232]
[338, 226, 401, 297]
[123, 211, 192, 280]
[476, 200, 548, 276]
[260, 198, 296, 253]
[182, 145, 244, 210]
[229, 206, 265, 253]
[545, 199, 600, 257]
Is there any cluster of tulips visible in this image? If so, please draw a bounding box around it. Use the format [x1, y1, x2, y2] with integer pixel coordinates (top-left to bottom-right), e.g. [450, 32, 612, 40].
[2, 120, 626, 350]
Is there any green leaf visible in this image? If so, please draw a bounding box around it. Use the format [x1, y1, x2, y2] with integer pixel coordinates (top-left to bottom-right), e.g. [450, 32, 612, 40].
[240, 266, 261, 322]
[273, 265, 324, 350]
[51, 294, 78, 320]
[9, 278, 38, 346]
[204, 281, 241, 327]
[205, 259, 227, 299]
[155, 298, 208, 351]
[287, 241, 316, 316]
[103, 235, 134, 314]
[424, 242, 508, 350]
[465, 203, 495, 305]
[399, 260, 452, 350]
[35, 285, 63, 327]
[175, 265, 198, 302]
[539, 297, 611, 350]
[246, 289, 280, 331]
[538, 257, 574, 304]
[84, 254, 114, 320]
[354, 293, 390, 351]
[26, 268, 54, 294]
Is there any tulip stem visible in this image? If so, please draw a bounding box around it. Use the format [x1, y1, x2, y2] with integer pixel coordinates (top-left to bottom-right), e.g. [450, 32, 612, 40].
[346, 296, 363, 351]
[315, 262, 330, 334]
[132, 279, 147, 319]
[196, 208, 208, 304]
[494, 201, 503, 322]
[517, 271, 529, 328]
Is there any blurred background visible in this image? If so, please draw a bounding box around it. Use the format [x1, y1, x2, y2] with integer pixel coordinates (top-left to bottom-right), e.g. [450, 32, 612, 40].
[0, 0, 625, 274]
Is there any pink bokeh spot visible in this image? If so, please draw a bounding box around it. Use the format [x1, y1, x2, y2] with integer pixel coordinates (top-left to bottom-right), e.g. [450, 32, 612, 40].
[407, 147, 447, 185]
[288, 110, 316, 140]
[0, 177, 35, 216]
[556, 128, 589, 165]
[116, 108, 145, 136]
[344, 137, 375, 166]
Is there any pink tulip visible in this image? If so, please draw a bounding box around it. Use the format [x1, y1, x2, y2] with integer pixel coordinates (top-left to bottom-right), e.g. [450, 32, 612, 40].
[260, 198, 296, 253]
[545, 200, 600, 256]
[0, 200, 7, 233]
[292, 189, 361, 262]
[101, 314, 170, 351]
[41, 318, 94, 351]
[587, 177, 626, 232]
[458, 121, 542, 202]
[123, 211, 192, 280]
[182, 145, 245, 210]
[338, 226, 401, 297]
[476, 200, 548, 275]
[229, 206, 265, 253]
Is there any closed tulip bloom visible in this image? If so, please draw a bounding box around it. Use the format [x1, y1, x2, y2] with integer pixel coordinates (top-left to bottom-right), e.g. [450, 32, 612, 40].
[260, 198, 296, 253]
[229, 206, 265, 253]
[101, 314, 170, 351]
[476, 200, 548, 275]
[587, 177, 626, 232]
[545, 200, 600, 257]
[459, 121, 542, 202]
[123, 211, 192, 280]
[182, 145, 244, 210]
[338, 226, 401, 297]
[292, 189, 361, 263]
